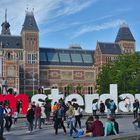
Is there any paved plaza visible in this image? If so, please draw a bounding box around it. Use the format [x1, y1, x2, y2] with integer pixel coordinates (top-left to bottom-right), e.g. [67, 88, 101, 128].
[3, 115, 139, 140]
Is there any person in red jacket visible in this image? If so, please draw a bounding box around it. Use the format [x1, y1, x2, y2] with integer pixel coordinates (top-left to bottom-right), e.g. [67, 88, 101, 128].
[91, 115, 104, 137]
[34, 104, 42, 129]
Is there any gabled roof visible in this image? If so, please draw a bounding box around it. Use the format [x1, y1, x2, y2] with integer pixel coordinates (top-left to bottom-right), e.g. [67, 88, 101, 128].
[0, 35, 23, 49]
[98, 42, 122, 55]
[21, 11, 39, 32]
[115, 24, 135, 42]
[39, 47, 94, 66]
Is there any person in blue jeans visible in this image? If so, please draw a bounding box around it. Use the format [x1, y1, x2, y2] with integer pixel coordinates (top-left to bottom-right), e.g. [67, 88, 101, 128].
[53, 103, 67, 135]
[66, 101, 78, 136]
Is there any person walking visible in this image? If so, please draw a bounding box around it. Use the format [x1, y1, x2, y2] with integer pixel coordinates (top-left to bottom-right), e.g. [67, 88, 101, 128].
[34, 104, 42, 129]
[74, 103, 81, 129]
[99, 101, 105, 116]
[133, 114, 140, 130]
[92, 101, 98, 116]
[41, 103, 46, 125]
[133, 99, 139, 119]
[109, 100, 117, 117]
[26, 105, 35, 133]
[0, 102, 4, 137]
[66, 101, 78, 136]
[4, 104, 12, 132]
[53, 103, 67, 135]
[13, 110, 18, 124]
[44, 101, 51, 124]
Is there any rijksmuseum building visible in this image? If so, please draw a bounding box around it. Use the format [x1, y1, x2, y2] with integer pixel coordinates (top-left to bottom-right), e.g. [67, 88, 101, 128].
[0, 10, 135, 95]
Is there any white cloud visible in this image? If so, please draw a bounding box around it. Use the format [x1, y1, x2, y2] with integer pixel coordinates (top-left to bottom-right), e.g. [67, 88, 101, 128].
[56, 0, 96, 16]
[41, 14, 115, 35]
[0, 0, 95, 35]
[115, 8, 132, 13]
[72, 19, 125, 38]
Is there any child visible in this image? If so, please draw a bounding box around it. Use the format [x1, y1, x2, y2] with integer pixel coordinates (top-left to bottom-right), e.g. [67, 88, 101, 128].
[14, 110, 18, 124]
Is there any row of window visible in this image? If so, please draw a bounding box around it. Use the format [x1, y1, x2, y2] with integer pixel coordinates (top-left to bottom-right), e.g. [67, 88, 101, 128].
[64, 86, 93, 94]
[27, 53, 38, 64]
[40, 52, 93, 63]
[4, 51, 23, 60]
[106, 56, 118, 62]
[123, 49, 134, 54]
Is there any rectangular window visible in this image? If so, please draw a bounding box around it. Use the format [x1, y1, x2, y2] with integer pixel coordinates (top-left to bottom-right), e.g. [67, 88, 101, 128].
[82, 54, 93, 63]
[88, 87, 93, 94]
[40, 52, 46, 61]
[47, 52, 59, 62]
[59, 53, 71, 62]
[71, 53, 83, 63]
[27, 53, 38, 64]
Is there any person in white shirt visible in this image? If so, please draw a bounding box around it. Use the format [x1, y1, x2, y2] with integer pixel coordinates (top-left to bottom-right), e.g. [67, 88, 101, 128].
[41, 103, 46, 125]
[92, 102, 98, 116]
[4, 104, 12, 131]
[74, 103, 82, 129]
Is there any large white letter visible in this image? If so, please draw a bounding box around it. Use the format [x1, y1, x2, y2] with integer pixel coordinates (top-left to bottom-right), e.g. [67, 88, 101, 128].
[135, 94, 140, 103]
[119, 93, 134, 112]
[48, 89, 64, 105]
[31, 94, 47, 106]
[99, 84, 118, 112]
[84, 94, 99, 113]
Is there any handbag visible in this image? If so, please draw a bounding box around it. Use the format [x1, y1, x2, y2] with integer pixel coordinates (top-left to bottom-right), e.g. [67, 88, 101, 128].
[79, 113, 83, 118]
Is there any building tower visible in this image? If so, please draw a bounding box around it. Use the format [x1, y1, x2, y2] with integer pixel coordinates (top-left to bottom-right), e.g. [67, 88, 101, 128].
[21, 10, 39, 94]
[115, 23, 135, 54]
[0, 9, 20, 94]
[1, 9, 11, 35]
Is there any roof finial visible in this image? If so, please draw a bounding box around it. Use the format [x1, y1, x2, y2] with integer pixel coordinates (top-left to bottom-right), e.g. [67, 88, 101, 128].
[26, 3, 29, 13]
[120, 22, 128, 28]
[5, 9, 7, 22]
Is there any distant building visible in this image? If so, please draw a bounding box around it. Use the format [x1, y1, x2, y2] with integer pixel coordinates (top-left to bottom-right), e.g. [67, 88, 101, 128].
[95, 23, 135, 74]
[0, 10, 135, 95]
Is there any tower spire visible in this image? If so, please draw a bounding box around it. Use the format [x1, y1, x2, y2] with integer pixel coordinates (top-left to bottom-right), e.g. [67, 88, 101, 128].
[1, 9, 11, 35]
[5, 9, 7, 22]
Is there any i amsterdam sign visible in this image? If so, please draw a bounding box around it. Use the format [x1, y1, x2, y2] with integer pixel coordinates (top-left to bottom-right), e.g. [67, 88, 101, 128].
[0, 84, 139, 115]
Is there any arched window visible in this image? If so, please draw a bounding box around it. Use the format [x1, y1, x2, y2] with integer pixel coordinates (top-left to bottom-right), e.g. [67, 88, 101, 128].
[7, 52, 11, 60]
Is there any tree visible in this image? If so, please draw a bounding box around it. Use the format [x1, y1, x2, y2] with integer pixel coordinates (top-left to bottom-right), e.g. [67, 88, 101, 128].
[65, 84, 73, 95]
[96, 53, 140, 95]
[76, 84, 83, 94]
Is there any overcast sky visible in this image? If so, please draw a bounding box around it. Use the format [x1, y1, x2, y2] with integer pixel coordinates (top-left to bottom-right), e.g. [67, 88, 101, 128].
[0, 0, 140, 50]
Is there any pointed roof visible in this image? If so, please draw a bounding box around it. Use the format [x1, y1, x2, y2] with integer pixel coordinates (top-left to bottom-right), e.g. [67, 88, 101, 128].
[21, 11, 39, 32]
[1, 9, 11, 35]
[0, 35, 22, 49]
[98, 42, 122, 55]
[115, 23, 135, 42]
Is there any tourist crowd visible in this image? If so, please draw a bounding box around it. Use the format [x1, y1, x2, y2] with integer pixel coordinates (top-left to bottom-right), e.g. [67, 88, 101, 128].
[0, 97, 140, 139]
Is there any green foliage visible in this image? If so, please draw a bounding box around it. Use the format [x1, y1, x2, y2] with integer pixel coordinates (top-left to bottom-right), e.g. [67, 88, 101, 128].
[65, 84, 73, 95]
[96, 53, 140, 95]
[44, 90, 51, 96]
[76, 84, 83, 94]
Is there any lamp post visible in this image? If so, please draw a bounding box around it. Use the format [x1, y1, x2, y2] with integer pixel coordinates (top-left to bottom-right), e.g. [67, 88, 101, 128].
[32, 73, 35, 95]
